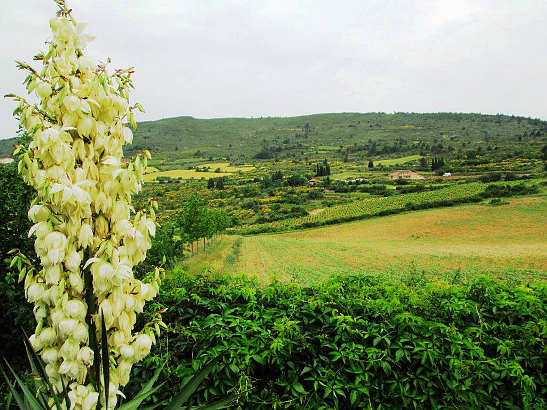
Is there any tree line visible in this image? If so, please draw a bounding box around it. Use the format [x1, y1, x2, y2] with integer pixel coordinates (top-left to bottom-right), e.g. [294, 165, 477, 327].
[138, 194, 232, 273]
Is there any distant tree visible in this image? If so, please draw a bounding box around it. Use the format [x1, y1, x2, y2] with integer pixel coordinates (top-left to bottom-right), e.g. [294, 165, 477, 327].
[368, 160, 374, 169]
[207, 178, 215, 189]
[419, 157, 428, 169]
[178, 194, 205, 255]
[272, 170, 283, 181]
[286, 175, 307, 187]
[254, 150, 273, 159]
[303, 122, 311, 137]
[431, 157, 445, 171]
[216, 177, 225, 190]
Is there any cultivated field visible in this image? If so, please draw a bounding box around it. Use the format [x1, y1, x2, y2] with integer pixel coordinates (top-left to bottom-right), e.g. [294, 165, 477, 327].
[143, 162, 254, 182]
[188, 197, 547, 285]
[374, 154, 423, 166]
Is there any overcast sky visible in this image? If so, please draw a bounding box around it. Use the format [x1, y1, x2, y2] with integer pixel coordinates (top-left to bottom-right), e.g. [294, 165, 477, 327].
[1, 0, 546, 139]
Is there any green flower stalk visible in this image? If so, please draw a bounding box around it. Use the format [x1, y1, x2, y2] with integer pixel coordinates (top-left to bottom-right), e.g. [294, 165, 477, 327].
[7, 1, 164, 408]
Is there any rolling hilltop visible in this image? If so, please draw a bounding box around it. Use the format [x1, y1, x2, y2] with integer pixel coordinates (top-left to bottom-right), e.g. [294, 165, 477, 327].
[1, 112, 545, 161]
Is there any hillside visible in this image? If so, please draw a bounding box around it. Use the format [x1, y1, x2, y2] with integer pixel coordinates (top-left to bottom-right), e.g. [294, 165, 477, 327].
[1, 112, 545, 161]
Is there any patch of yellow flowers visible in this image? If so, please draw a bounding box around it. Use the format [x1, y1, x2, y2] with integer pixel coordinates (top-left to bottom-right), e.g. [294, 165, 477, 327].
[9, 1, 163, 408]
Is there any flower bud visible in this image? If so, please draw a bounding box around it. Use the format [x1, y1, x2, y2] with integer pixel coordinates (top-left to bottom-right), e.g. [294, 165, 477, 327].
[36, 82, 52, 99]
[27, 283, 46, 302]
[60, 338, 79, 360]
[77, 116, 94, 137]
[44, 264, 62, 284]
[78, 224, 93, 248]
[119, 344, 134, 360]
[47, 285, 61, 305]
[69, 272, 85, 294]
[78, 56, 96, 73]
[28, 205, 50, 223]
[72, 321, 88, 343]
[45, 231, 67, 251]
[122, 127, 133, 144]
[118, 360, 132, 385]
[59, 359, 79, 378]
[59, 319, 78, 338]
[38, 327, 57, 346]
[112, 202, 129, 223]
[29, 334, 40, 350]
[45, 363, 59, 379]
[34, 221, 51, 239]
[42, 347, 59, 363]
[95, 216, 108, 238]
[111, 330, 126, 347]
[62, 111, 79, 127]
[77, 346, 94, 365]
[64, 299, 86, 320]
[65, 250, 82, 272]
[99, 299, 114, 328]
[55, 19, 74, 42]
[82, 391, 99, 410]
[140, 283, 157, 300]
[134, 334, 152, 360]
[33, 305, 48, 321]
[124, 294, 136, 310]
[50, 308, 66, 326]
[117, 311, 131, 332]
[63, 95, 80, 112]
[46, 165, 66, 181]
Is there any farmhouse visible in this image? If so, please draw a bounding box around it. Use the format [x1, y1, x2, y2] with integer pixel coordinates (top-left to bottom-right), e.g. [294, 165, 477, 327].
[388, 170, 425, 180]
[0, 157, 14, 164]
[344, 177, 366, 184]
[308, 177, 322, 185]
[443, 172, 452, 177]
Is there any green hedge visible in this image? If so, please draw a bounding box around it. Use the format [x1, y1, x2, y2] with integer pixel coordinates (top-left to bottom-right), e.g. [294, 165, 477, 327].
[133, 272, 546, 409]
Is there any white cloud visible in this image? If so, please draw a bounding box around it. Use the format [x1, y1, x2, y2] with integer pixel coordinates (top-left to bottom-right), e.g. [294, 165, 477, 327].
[1, 0, 545, 139]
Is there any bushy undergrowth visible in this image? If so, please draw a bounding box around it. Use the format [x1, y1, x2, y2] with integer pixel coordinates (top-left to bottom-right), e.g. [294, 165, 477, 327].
[133, 271, 546, 409]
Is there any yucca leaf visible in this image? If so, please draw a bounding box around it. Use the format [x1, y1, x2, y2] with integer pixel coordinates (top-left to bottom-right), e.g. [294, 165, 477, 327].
[197, 393, 238, 410]
[139, 402, 167, 410]
[0, 362, 27, 410]
[5, 390, 13, 409]
[23, 330, 63, 410]
[2, 358, 44, 409]
[117, 382, 166, 410]
[60, 375, 70, 410]
[88, 319, 100, 393]
[117, 362, 167, 409]
[101, 311, 110, 410]
[165, 355, 222, 410]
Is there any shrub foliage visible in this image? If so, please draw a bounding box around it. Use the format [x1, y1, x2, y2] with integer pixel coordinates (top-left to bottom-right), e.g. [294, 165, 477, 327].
[144, 272, 546, 409]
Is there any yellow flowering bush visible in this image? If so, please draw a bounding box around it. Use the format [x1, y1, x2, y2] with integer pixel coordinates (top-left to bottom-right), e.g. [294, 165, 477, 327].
[7, 1, 163, 408]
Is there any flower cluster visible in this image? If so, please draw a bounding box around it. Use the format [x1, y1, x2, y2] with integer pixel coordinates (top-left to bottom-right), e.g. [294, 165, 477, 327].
[10, 1, 162, 408]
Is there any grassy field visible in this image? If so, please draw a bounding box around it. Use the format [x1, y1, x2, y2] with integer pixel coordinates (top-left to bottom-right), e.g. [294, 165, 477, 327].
[374, 154, 423, 166]
[143, 162, 254, 181]
[184, 196, 547, 285]
[204, 162, 255, 172]
[180, 236, 238, 274]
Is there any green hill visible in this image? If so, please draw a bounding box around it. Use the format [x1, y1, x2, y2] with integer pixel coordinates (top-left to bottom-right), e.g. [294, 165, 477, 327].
[1, 112, 545, 162]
